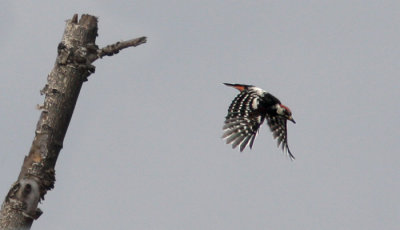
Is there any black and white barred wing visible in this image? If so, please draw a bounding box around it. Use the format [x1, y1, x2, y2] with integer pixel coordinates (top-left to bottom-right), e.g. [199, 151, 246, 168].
[222, 91, 264, 151]
[266, 115, 295, 160]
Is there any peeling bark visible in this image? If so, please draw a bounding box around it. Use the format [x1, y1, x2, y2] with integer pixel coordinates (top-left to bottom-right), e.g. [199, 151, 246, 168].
[0, 14, 146, 230]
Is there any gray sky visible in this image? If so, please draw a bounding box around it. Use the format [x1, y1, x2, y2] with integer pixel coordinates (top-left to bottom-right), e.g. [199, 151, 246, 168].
[1, 1, 399, 229]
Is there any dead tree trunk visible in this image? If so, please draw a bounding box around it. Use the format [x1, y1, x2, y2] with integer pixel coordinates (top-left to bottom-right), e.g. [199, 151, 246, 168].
[0, 14, 146, 230]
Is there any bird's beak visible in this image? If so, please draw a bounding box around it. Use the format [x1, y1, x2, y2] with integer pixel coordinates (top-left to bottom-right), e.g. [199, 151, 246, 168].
[288, 116, 296, 124]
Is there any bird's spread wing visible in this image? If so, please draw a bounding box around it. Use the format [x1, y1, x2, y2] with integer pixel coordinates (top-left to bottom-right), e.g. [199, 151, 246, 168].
[265, 115, 295, 160]
[222, 91, 264, 151]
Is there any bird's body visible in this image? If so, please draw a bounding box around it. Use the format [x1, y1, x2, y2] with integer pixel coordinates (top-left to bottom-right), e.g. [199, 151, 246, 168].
[222, 83, 296, 160]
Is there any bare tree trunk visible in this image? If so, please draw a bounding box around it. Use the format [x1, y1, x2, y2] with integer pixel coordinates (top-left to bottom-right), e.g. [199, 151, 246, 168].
[0, 14, 146, 230]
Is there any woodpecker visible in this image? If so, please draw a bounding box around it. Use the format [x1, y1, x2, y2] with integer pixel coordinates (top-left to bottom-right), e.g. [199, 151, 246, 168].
[222, 83, 296, 160]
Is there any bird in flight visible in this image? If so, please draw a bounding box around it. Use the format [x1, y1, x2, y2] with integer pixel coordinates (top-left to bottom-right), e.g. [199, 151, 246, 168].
[222, 83, 296, 160]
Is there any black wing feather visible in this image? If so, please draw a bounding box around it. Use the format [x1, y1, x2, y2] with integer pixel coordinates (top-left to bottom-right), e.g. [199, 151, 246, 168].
[222, 91, 264, 151]
[266, 115, 295, 160]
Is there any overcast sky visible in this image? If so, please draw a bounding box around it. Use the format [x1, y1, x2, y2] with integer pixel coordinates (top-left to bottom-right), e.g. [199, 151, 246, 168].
[1, 1, 399, 230]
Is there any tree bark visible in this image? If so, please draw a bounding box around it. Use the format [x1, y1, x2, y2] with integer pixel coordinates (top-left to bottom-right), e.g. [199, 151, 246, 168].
[0, 14, 146, 230]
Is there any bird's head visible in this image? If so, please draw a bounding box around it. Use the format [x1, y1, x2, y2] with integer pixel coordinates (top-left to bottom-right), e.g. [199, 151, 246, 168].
[276, 104, 295, 123]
